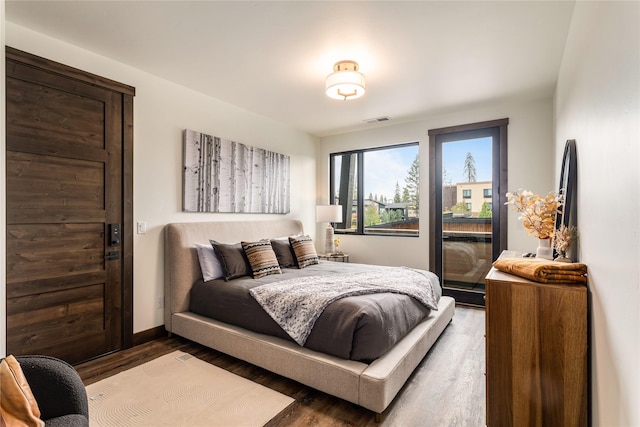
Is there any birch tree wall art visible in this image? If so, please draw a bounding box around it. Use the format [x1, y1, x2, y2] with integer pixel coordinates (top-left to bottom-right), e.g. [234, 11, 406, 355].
[183, 129, 290, 213]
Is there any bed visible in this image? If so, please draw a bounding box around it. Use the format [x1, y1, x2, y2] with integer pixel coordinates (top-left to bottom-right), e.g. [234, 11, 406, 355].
[164, 219, 455, 415]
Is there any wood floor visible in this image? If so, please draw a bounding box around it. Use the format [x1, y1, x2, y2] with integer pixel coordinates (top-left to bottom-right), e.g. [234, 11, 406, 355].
[76, 305, 486, 426]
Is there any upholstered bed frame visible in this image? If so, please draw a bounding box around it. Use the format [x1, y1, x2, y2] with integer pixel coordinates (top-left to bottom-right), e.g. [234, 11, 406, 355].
[164, 219, 455, 415]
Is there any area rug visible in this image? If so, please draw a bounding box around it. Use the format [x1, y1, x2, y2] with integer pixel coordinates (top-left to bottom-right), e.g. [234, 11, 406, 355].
[86, 350, 294, 427]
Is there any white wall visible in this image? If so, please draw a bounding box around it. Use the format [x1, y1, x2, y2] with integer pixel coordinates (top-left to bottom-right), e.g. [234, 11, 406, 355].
[318, 96, 555, 268]
[555, 2, 640, 425]
[4, 23, 318, 334]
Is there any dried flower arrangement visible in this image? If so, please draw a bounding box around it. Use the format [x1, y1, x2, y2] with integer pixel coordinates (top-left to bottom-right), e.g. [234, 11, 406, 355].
[553, 224, 576, 260]
[505, 189, 564, 240]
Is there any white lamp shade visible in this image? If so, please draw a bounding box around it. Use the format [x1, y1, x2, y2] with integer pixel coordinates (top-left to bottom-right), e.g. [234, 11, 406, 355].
[325, 71, 366, 100]
[316, 205, 343, 223]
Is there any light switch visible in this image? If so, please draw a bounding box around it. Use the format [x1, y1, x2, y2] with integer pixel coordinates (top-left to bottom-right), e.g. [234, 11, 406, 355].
[137, 221, 147, 234]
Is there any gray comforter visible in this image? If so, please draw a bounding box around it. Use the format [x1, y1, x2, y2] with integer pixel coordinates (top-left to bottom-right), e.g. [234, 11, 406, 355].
[250, 267, 439, 346]
[190, 262, 442, 362]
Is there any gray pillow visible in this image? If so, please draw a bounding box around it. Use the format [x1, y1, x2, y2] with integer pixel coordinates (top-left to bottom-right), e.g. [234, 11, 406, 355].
[210, 240, 251, 281]
[270, 239, 297, 268]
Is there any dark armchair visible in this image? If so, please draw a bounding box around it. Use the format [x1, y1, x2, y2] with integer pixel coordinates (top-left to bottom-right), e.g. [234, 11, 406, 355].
[15, 356, 89, 427]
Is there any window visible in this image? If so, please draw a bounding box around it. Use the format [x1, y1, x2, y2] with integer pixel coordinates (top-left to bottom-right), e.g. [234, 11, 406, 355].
[465, 202, 472, 210]
[463, 189, 472, 199]
[330, 143, 419, 236]
[484, 188, 492, 198]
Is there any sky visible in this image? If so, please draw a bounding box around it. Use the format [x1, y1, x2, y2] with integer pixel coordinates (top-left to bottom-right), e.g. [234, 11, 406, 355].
[364, 144, 418, 201]
[334, 137, 492, 203]
[442, 137, 492, 184]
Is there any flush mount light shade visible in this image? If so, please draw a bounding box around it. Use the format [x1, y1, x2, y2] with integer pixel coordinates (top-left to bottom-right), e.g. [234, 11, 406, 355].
[325, 60, 366, 100]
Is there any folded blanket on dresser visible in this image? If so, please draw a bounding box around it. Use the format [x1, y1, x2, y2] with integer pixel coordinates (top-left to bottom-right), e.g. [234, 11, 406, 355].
[493, 257, 588, 284]
[250, 267, 439, 346]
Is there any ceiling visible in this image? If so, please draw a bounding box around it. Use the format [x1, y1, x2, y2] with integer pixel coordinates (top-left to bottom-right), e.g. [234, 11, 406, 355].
[5, 1, 575, 137]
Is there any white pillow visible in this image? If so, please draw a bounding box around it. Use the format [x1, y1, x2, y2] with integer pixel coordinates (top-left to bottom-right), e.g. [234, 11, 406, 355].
[195, 243, 224, 281]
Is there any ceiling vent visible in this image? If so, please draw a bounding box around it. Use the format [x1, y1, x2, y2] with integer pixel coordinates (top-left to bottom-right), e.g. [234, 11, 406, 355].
[364, 116, 391, 124]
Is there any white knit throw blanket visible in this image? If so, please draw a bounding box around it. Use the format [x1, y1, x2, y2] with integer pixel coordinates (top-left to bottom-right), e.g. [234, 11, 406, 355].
[249, 267, 440, 346]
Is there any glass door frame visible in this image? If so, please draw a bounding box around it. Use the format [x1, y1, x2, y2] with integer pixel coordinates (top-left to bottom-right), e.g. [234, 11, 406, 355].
[428, 118, 509, 306]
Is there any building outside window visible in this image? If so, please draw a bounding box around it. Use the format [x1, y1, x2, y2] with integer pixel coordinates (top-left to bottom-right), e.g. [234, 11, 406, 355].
[457, 181, 493, 213]
[484, 188, 492, 198]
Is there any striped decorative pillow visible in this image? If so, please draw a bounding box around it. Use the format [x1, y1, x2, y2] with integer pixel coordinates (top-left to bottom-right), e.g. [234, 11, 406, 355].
[241, 240, 282, 279]
[289, 235, 319, 268]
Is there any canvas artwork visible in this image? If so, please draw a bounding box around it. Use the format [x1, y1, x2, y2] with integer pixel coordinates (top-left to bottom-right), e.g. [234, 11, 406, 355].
[183, 129, 290, 213]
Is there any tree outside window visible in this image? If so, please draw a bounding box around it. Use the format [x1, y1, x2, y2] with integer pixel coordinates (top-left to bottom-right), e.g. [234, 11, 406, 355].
[330, 143, 419, 236]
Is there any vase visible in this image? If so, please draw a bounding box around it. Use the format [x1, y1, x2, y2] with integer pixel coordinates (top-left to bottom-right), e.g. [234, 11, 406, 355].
[536, 238, 553, 260]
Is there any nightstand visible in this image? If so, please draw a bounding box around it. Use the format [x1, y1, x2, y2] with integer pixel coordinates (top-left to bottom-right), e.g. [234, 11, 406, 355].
[318, 253, 350, 262]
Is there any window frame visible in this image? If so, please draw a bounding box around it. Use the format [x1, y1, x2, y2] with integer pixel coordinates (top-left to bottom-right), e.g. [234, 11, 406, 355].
[329, 142, 420, 237]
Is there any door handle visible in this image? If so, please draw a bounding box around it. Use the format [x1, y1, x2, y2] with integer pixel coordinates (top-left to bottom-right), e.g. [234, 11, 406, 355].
[105, 251, 119, 261]
[109, 224, 121, 246]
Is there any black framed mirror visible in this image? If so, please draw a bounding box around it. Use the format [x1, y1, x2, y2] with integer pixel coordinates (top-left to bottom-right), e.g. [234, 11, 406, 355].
[555, 139, 577, 233]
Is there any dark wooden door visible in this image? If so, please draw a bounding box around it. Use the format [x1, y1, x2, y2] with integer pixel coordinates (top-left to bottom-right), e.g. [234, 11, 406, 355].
[5, 48, 134, 364]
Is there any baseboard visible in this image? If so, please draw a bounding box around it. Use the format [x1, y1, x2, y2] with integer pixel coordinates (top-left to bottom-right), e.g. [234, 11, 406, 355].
[133, 325, 167, 346]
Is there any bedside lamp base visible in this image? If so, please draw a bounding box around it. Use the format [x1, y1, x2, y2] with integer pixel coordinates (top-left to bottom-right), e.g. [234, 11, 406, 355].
[324, 224, 335, 254]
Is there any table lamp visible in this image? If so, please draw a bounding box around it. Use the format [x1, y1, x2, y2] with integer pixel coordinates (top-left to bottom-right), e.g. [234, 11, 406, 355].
[316, 204, 343, 254]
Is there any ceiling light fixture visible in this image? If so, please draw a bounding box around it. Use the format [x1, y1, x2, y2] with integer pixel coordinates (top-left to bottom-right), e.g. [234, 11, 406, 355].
[325, 60, 366, 100]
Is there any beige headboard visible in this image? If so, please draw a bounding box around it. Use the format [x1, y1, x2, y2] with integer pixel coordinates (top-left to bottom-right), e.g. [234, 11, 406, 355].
[163, 219, 304, 332]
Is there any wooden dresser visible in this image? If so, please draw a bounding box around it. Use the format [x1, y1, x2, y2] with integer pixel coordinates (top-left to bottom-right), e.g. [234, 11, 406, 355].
[485, 256, 588, 426]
